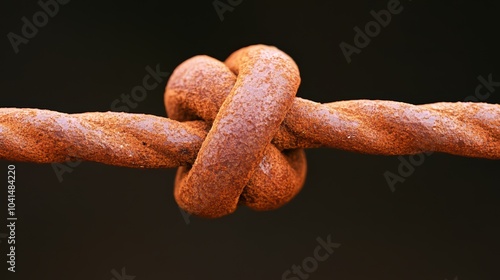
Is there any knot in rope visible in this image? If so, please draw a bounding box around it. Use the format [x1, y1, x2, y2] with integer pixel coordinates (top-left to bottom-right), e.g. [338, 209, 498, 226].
[166, 45, 306, 218]
[1, 44, 499, 218]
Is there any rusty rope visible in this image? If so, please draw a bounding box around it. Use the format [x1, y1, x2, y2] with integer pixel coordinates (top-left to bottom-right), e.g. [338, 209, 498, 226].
[1, 45, 499, 217]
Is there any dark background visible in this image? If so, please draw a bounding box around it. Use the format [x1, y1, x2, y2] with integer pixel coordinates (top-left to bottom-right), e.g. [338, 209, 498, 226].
[1, 0, 499, 279]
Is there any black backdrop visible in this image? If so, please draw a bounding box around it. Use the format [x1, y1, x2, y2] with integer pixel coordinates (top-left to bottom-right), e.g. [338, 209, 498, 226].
[1, 0, 499, 279]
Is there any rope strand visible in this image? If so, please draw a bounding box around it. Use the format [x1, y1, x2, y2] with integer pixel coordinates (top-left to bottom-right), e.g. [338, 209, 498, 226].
[1, 45, 499, 217]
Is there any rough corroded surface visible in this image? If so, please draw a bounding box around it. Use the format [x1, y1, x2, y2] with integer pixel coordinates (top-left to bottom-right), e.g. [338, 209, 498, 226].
[1, 44, 500, 217]
[166, 45, 304, 217]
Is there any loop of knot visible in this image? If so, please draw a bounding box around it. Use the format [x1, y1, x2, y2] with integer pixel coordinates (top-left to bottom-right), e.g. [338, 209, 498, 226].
[165, 45, 306, 218]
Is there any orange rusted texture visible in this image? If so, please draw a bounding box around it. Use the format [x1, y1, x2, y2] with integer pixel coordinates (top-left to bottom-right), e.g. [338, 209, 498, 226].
[1, 45, 499, 217]
[166, 45, 305, 217]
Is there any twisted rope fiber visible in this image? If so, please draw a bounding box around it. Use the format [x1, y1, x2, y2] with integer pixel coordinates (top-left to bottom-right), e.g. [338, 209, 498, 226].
[1, 45, 499, 218]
